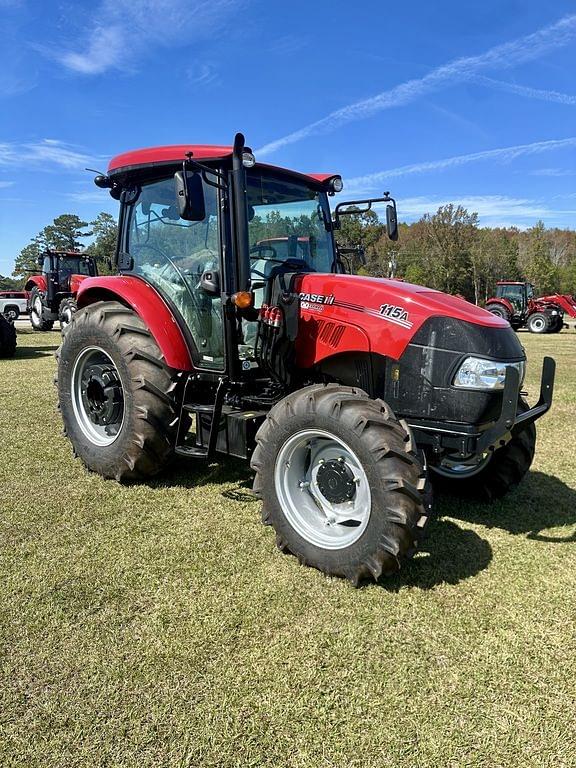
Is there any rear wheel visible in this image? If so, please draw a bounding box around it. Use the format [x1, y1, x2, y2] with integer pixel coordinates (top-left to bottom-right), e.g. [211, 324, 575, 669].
[486, 304, 510, 322]
[29, 287, 54, 331]
[430, 400, 536, 501]
[527, 312, 549, 334]
[0, 314, 17, 358]
[251, 384, 432, 584]
[56, 300, 184, 482]
[58, 298, 77, 330]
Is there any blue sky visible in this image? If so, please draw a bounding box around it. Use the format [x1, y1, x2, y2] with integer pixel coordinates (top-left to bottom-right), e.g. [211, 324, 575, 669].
[0, 0, 575, 275]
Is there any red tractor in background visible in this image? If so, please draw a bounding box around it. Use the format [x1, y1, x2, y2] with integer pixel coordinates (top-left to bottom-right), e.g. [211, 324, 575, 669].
[56, 134, 555, 584]
[25, 250, 98, 331]
[485, 280, 576, 334]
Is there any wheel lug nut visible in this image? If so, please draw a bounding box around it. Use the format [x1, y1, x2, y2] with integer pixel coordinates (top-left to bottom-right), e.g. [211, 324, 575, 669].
[299, 481, 310, 489]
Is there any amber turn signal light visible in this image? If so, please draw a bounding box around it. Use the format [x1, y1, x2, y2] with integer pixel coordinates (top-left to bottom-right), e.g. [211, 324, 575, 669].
[232, 291, 253, 309]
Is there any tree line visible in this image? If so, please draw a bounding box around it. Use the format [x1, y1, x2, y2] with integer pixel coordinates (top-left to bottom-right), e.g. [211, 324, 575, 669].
[336, 204, 576, 301]
[3, 204, 575, 301]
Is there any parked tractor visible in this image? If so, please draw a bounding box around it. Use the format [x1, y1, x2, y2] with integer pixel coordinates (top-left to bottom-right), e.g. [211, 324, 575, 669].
[25, 250, 98, 331]
[0, 313, 17, 358]
[56, 134, 555, 584]
[485, 281, 575, 333]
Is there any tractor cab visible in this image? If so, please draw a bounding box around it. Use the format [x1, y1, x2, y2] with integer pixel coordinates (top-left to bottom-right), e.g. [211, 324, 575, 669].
[98, 135, 397, 378]
[40, 251, 97, 296]
[494, 281, 533, 315]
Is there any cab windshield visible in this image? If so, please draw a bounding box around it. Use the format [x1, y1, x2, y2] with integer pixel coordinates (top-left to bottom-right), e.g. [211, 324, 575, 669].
[60, 257, 94, 276]
[247, 172, 335, 279]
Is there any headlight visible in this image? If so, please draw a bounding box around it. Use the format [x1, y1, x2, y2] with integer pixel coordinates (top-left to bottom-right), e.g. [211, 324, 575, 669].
[453, 357, 525, 390]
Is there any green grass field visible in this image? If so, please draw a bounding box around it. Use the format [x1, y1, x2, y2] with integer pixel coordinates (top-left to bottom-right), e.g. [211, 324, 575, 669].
[1, 327, 575, 767]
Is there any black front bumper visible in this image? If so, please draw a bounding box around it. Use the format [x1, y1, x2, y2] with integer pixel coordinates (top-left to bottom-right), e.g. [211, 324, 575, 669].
[408, 356, 556, 458]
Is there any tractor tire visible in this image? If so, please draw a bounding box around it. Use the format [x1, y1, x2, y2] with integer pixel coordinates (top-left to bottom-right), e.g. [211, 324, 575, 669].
[430, 399, 536, 501]
[486, 303, 511, 323]
[29, 287, 54, 331]
[3, 305, 19, 322]
[527, 312, 550, 334]
[548, 316, 563, 333]
[0, 314, 17, 358]
[58, 298, 77, 330]
[251, 384, 432, 584]
[56, 300, 184, 482]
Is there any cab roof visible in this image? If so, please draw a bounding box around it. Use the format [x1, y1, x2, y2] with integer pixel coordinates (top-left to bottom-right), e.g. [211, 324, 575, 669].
[107, 145, 338, 187]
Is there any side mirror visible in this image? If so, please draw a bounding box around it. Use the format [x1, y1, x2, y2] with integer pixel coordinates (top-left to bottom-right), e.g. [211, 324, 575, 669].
[175, 170, 206, 221]
[199, 268, 220, 296]
[386, 204, 398, 241]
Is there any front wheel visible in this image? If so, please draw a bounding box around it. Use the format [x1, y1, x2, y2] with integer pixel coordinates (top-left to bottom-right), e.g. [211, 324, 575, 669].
[527, 312, 550, 334]
[56, 300, 183, 482]
[58, 297, 77, 330]
[548, 316, 563, 333]
[28, 287, 54, 331]
[430, 400, 536, 501]
[251, 384, 432, 584]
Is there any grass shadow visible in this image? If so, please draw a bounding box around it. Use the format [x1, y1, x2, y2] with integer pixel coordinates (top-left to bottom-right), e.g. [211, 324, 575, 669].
[441, 471, 576, 543]
[380, 517, 493, 591]
[145, 455, 252, 491]
[14, 345, 59, 359]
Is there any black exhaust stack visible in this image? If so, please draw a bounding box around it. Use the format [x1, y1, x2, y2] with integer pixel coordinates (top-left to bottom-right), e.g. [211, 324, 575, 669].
[231, 132, 251, 294]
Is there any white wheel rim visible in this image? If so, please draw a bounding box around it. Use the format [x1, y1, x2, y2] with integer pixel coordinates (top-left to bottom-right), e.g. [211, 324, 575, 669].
[532, 317, 545, 331]
[71, 346, 125, 446]
[274, 428, 371, 550]
[32, 296, 42, 322]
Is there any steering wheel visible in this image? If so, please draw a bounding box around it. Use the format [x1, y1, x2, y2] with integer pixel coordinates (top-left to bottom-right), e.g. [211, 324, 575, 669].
[250, 243, 279, 261]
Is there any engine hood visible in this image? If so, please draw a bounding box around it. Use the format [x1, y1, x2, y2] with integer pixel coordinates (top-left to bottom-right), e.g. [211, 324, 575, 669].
[293, 273, 513, 364]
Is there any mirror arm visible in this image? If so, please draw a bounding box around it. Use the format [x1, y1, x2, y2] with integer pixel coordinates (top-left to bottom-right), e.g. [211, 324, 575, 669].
[333, 192, 394, 229]
[182, 154, 226, 192]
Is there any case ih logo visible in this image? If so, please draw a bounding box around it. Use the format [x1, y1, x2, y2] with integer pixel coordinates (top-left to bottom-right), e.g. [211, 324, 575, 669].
[299, 292, 335, 312]
[379, 303, 413, 329]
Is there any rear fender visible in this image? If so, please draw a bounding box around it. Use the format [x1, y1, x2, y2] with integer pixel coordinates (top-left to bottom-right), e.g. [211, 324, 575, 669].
[486, 297, 514, 315]
[24, 275, 46, 293]
[76, 275, 193, 370]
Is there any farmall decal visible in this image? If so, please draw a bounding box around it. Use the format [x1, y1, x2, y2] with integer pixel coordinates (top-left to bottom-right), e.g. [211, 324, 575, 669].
[379, 303, 413, 329]
[299, 292, 335, 312]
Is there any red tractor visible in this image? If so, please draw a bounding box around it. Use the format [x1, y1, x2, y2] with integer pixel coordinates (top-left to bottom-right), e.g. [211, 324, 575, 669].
[25, 250, 98, 331]
[56, 134, 555, 584]
[485, 281, 574, 334]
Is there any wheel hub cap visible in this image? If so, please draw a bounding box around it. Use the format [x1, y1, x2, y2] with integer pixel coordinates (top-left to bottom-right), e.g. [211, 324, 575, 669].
[316, 458, 356, 504]
[71, 347, 125, 446]
[81, 364, 123, 427]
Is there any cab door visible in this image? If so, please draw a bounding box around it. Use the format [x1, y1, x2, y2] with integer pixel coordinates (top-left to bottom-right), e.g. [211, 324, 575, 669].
[125, 176, 225, 371]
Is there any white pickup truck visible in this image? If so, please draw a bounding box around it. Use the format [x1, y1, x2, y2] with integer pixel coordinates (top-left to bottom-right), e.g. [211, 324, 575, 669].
[0, 291, 28, 321]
